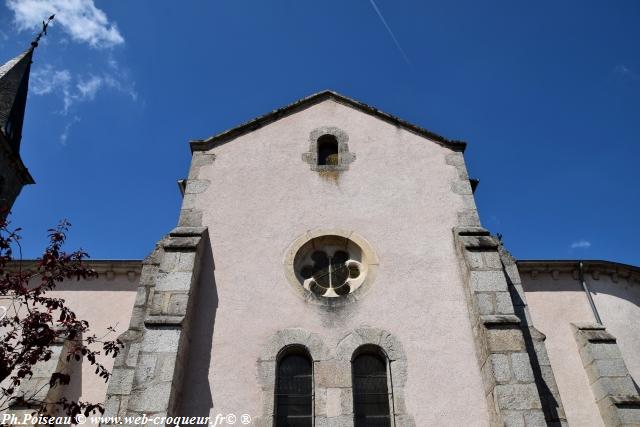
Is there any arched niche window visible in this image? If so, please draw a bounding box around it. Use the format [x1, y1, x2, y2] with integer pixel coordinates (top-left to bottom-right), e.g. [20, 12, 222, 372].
[317, 134, 339, 166]
[275, 346, 313, 426]
[352, 346, 393, 427]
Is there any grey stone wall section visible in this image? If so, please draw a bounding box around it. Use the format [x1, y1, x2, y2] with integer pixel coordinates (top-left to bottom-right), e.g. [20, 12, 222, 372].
[256, 327, 413, 427]
[446, 152, 480, 227]
[499, 247, 568, 426]
[101, 226, 208, 426]
[572, 323, 640, 426]
[454, 227, 546, 426]
[102, 242, 164, 424]
[178, 151, 215, 228]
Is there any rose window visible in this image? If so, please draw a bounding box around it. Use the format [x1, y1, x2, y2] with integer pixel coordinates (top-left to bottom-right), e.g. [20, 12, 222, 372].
[293, 235, 367, 298]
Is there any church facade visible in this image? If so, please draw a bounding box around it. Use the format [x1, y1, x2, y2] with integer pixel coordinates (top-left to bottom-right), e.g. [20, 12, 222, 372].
[2, 47, 640, 427]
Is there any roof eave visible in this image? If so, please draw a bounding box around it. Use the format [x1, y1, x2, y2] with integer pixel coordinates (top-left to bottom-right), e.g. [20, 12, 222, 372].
[189, 90, 467, 153]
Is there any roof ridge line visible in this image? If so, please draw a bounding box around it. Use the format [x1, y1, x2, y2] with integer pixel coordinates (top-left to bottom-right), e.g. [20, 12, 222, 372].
[189, 90, 467, 153]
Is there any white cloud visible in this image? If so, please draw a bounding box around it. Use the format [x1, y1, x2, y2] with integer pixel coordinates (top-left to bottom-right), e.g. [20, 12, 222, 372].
[76, 75, 103, 100]
[31, 65, 71, 95]
[570, 239, 592, 249]
[59, 115, 79, 145]
[31, 62, 137, 131]
[6, 0, 124, 48]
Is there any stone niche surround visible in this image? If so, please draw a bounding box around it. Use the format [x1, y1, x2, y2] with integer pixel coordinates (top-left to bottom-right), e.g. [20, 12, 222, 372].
[255, 327, 414, 427]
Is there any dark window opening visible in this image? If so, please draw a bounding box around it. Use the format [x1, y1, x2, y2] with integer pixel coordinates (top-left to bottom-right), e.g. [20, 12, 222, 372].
[353, 349, 392, 427]
[275, 347, 313, 427]
[317, 134, 339, 166]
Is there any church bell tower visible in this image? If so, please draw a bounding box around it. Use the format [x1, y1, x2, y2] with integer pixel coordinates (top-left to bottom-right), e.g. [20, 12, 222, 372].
[0, 17, 53, 215]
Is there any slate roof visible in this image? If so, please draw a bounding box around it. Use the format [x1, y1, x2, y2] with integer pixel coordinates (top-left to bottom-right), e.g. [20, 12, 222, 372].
[190, 90, 467, 153]
[0, 47, 34, 153]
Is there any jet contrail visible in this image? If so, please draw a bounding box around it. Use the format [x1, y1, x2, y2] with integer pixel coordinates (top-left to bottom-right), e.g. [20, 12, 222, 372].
[368, 0, 411, 65]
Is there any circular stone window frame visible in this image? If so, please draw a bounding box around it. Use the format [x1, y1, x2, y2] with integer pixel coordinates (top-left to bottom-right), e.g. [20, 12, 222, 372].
[284, 229, 379, 307]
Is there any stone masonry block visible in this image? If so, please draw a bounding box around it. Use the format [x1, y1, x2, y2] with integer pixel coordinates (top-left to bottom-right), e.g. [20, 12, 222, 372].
[495, 383, 542, 410]
[487, 328, 525, 352]
[452, 180, 473, 195]
[579, 342, 623, 365]
[141, 327, 181, 353]
[482, 251, 503, 269]
[257, 360, 276, 386]
[134, 352, 157, 385]
[587, 358, 628, 379]
[466, 250, 485, 269]
[160, 251, 197, 273]
[315, 360, 350, 388]
[126, 342, 141, 368]
[184, 179, 210, 194]
[501, 411, 525, 427]
[178, 209, 202, 227]
[325, 388, 342, 417]
[168, 293, 190, 316]
[511, 353, 534, 383]
[128, 382, 172, 412]
[106, 368, 134, 396]
[496, 292, 515, 315]
[155, 271, 194, 292]
[523, 410, 547, 427]
[477, 293, 494, 315]
[591, 377, 638, 401]
[617, 405, 640, 425]
[134, 287, 147, 306]
[471, 270, 508, 292]
[491, 353, 511, 383]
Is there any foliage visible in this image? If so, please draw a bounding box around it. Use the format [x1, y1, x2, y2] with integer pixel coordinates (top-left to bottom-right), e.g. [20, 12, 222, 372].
[0, 216, 123, 418]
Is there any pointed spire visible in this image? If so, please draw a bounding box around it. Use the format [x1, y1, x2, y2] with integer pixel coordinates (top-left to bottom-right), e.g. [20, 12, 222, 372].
[0, 47, 34, 153]
[0, 15, 54, 153]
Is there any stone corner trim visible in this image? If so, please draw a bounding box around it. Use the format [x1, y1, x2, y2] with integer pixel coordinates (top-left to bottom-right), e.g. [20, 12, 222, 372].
[102, 227, 209, 425]
[454, 227, 548, 426]
[572, 323, 640, 426]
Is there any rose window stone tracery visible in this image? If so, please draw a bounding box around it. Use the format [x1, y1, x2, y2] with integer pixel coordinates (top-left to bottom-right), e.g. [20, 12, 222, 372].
[293, 235, 367, 298]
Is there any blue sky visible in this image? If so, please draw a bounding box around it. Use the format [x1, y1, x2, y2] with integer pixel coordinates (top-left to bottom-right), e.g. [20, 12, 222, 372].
[0, 1, 638, 265]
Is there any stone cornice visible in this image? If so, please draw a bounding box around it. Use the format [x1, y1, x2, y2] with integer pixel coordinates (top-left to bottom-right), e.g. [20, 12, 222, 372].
[5, 259, 142, 282]
[517, 260, 640, 284]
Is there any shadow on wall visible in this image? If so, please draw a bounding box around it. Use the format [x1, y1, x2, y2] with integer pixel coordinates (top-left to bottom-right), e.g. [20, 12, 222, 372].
[178, 235, 218, 416]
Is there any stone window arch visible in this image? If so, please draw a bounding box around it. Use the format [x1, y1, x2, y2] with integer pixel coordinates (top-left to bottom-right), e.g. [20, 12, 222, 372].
[257, 329, 330, 425]
[352, 345, 393, 427]
[336, 328, 413, 425]
[302, 127, 355, 171]
[275, 345, 313, 426]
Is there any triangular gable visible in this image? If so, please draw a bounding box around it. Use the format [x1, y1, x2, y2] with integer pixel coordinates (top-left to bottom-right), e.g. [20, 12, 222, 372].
[190, 90, 467, 153]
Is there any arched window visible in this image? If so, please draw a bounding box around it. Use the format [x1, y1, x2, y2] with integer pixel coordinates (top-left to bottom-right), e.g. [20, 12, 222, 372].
[317, 134, 339, 166]
[275, 346, 313, 426]
[352, 347, 392, 427]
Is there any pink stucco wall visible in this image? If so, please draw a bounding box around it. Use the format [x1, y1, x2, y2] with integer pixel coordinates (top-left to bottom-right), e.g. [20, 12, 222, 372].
[182, 99, 490, 425]
[49, 274, 137, 404]
[522, 265, 640, 427]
